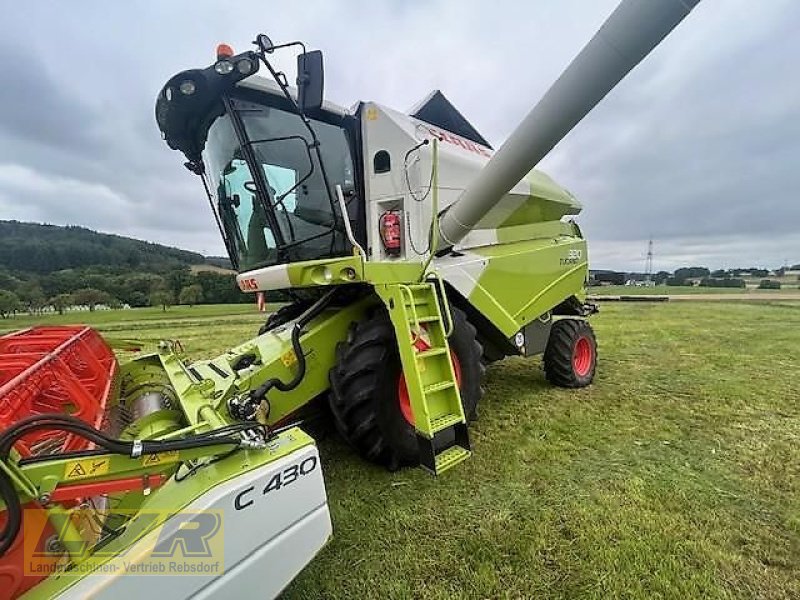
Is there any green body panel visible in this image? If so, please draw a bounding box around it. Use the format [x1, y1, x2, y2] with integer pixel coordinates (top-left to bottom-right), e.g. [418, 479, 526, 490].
[505, 171, 581, 227]
[467, 235, 588, 337]
[363, 261, 427, 285]
[247, 222, 587, 344]
[282, 255, 426, 289]
[285, 255, 365, 287]
[108, 298, 374, 431]
[493, 220, 576, 245]
[470, 171, 581, 229]
[216, 297, 373, 423]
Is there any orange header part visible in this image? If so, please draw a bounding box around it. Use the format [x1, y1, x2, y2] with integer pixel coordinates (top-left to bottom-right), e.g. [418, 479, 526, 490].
[216, 43, 234, 59]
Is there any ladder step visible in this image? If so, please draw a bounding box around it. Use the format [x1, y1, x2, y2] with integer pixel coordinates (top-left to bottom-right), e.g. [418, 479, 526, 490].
[416, 347, 447, 360]
[412, 316, 439, 324]
[434, 446, 471, 474]
[405, 299, 430, 307]
[405, 284, 431, 291]
[424, 380, 455, 394]
[430, 412, 463, 433]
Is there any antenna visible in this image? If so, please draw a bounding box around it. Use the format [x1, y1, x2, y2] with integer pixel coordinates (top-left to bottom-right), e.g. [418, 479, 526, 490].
[645, 239, 654, 284]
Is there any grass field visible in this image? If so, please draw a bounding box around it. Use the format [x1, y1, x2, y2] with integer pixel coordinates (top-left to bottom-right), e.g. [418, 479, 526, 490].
[2, 301, 799, 598]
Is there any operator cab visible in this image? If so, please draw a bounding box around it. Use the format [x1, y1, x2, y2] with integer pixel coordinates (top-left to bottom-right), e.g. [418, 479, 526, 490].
[156, 39, 363, 273]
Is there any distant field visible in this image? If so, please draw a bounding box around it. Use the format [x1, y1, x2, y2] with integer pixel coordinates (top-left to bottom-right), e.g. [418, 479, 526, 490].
[189, 263, 235, 275]
[2, 301, 799, 598]
[590, 285, 794, 296]
[1, 304, 255, 329]
[0, 304, 262, 357]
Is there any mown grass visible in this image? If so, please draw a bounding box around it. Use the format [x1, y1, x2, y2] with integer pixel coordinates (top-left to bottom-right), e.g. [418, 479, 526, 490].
[3, 302, 798, 598]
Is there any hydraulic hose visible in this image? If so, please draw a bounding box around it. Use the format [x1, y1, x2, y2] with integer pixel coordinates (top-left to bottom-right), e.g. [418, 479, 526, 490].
[0, 414, 250, 460]
[248, 288, 337, 403]
[0, 414, 265, 558]
[0, 467, 21, 556]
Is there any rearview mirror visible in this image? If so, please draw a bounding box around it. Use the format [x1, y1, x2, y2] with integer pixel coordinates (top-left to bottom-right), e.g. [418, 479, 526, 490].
[255, 34, 275, 54]
[297, 50, 324, 113]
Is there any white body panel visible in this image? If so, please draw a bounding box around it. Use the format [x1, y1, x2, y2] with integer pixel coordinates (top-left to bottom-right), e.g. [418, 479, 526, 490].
[54, 444, 330, 600]
[432, 251, 490, 299]
[360, 102, 543, 263]
[236, 263, 291, 293]
[238, 76, 349, 117]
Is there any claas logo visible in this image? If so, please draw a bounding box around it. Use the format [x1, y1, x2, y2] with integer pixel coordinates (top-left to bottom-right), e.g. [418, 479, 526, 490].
[238, 277, 259, 291]
[24, 508, 225, 577]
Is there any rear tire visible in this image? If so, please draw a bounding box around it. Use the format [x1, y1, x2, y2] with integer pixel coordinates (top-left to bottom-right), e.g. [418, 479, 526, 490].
[328, 306, 484, 469]
[543, 319, 597, 388]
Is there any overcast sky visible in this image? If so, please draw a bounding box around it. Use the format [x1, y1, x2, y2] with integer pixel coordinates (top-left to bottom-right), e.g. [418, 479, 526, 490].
[0, 0, 798, 271]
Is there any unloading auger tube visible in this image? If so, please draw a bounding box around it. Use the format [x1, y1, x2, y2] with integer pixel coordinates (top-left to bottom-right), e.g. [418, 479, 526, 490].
[436, 0, 703, 251]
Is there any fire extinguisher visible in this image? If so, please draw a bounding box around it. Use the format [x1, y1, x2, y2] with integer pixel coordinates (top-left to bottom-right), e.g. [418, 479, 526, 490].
[379, 210, 402, 257]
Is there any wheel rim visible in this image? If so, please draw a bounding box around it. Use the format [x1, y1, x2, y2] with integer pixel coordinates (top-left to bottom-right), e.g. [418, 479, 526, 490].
[572, 336, 593, 377]
[397, 343, 462, 426]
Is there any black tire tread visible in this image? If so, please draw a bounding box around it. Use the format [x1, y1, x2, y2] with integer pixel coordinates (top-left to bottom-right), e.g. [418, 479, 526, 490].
[543, 319, 597, 388]
[328, 306, 483, 468]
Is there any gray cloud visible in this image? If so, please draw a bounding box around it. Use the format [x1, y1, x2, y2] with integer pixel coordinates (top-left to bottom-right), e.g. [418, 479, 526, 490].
[0, 42, 104, 154]
[0, 0, 797, 268]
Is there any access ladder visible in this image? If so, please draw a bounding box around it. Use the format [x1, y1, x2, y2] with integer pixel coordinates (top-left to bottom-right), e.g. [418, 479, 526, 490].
[376, 281, 470, 474]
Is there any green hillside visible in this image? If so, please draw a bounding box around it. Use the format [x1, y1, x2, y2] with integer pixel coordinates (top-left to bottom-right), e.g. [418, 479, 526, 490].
[0, 221, 247, 313]
[0, 220, 205, 274]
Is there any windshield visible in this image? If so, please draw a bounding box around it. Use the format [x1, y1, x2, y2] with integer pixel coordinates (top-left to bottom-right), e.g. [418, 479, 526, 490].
[203, 97, 356, 272]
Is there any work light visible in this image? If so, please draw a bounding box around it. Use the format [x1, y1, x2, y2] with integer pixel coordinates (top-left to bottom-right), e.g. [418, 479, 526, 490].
[214, 60, 234, 75]
[178, 80, 196, 95]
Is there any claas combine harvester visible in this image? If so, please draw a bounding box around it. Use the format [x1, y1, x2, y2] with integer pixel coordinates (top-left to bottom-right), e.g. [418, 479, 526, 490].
[0, 1, 701, 597]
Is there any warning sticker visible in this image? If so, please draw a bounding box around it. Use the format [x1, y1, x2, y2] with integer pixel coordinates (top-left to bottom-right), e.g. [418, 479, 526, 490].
[64, 458, 110, 481]
[280, 350, 298, 368]
[142, 451, 180, 467]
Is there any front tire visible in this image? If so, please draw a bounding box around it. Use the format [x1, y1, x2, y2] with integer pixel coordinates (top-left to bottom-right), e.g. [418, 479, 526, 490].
[543, 319, 597, 388]
[328, 306, 484, 469]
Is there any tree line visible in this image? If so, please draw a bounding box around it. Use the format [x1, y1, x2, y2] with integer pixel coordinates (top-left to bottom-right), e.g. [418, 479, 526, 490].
[590, 264, 799, 288]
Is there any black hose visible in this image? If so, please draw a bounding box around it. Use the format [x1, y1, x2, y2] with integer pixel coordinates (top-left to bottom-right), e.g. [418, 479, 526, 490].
[0, 468, 21, 556]
[0, 415, 249, 460]
[0, 416, 128, 458]
[0, 415, 266, 558]
[249, 288, 336, 402]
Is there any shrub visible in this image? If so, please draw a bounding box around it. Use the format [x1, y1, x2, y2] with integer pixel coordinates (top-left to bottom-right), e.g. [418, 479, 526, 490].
[699, 277, 746, 288]
[758, 279, 781, 290]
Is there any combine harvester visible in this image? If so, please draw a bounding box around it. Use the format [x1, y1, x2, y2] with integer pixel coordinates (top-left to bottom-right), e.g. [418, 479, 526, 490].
[0, 0, 701, 597]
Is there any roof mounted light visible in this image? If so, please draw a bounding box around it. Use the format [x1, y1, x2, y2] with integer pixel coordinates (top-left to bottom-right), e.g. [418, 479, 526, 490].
[216, 43, 234, 59]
